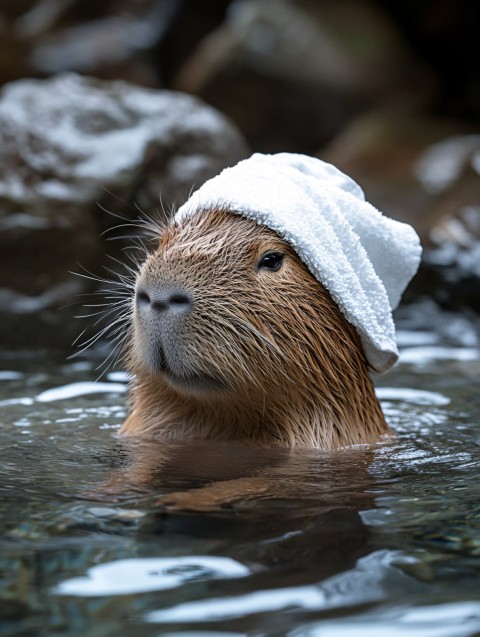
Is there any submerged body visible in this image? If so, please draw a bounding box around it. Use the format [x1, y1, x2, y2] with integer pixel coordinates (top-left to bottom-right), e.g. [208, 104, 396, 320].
[121, 208, 389, 448]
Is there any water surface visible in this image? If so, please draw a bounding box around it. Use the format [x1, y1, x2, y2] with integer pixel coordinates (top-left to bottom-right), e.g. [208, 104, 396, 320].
[1, 303, 479, 637]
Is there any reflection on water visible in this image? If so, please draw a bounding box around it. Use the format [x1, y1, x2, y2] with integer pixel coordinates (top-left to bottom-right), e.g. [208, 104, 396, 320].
[56, 556, 250, 596]
[0, 303, 479, 636]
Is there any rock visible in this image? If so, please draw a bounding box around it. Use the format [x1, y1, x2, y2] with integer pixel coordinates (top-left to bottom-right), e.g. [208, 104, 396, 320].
[0, 1, 234, 90]
[323, 114, 480, 311]
[27, 2, 171, 86]
[322, 112, 466, 239]
[415, 137, 480, 311]
[0, 73, 248, 349]
[0, 0, 174, 88]
[173, 0, 432, 153]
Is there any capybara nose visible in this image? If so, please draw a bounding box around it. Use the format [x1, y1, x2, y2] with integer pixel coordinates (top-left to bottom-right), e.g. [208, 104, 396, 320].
[136, 284, 193, 315]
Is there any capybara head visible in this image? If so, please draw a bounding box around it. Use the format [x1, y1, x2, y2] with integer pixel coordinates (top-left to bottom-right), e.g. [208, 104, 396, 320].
[122, 207, 389, 448]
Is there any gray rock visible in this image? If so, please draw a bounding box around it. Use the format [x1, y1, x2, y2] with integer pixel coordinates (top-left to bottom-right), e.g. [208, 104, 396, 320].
[323, 115, 480, 311]
[0, 73, 248, 349]
[0, 0, 172, 87]
[415, 136, 480, 311]
[173, 0, 432, 152]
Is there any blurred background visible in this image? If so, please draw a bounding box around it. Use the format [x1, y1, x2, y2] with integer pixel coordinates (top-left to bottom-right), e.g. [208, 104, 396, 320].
[0, 0, 479, 352]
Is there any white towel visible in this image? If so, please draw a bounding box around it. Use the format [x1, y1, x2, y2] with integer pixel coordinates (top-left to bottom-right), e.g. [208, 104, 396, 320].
[175, 153, 422, 373]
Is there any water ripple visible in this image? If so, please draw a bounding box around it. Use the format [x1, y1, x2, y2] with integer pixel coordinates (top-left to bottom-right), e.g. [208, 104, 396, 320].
[291, 601, 480, 637]
[54, 556, 250, 596]
[376, 388, 450, 406]
[145, 550, 417, 623]
[36, 381, 127, 402]
[399, 346, 478, 365]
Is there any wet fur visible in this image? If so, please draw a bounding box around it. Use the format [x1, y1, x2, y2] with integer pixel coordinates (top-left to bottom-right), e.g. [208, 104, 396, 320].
[121, 208, 389, 448]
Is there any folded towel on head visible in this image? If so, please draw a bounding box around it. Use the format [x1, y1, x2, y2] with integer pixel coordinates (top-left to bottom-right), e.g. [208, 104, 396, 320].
[175, 153, 422, 373]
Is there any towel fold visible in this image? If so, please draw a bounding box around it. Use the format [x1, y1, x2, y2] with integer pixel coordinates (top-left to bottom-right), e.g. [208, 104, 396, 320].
[175, 153, 422, 373]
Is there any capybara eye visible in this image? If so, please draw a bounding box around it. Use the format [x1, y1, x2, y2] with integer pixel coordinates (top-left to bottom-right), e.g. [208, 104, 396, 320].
[257, 251, 284, 272]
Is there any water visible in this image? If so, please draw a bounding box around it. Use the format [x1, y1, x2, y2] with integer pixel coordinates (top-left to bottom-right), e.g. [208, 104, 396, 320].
[1, 303, 479, 637]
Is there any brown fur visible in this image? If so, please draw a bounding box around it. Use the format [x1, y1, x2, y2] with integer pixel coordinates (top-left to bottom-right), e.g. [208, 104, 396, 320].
[120, 207, 389, 448]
